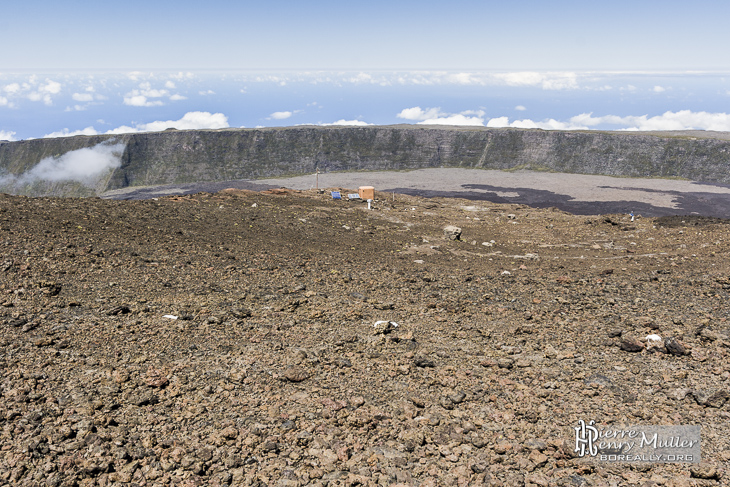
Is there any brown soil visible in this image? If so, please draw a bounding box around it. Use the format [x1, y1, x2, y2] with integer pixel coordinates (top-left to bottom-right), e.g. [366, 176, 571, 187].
[1, 188, 728, 486]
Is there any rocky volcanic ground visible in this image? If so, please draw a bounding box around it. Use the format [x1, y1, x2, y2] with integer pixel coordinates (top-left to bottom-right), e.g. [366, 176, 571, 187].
[1, 188, 729, 487]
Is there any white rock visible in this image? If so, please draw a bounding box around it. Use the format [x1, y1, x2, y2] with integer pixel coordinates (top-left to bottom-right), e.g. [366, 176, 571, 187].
[443, 225, 462, 240]
[645, 334, 662, 343]
[373, 321, 399, 335]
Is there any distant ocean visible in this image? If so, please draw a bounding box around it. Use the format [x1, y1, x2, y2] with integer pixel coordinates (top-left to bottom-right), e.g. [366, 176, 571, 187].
[1, 70, 729, 141]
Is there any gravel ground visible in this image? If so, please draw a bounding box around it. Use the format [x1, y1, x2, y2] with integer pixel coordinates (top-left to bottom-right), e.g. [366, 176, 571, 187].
[1, 188, 728, 486]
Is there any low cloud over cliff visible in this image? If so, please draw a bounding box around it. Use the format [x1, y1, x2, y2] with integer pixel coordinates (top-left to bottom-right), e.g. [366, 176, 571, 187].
[0, 141, 125, 188]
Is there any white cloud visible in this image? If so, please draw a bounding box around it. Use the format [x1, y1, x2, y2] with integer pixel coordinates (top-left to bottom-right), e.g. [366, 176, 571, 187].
[165, 81, 176, 89]
[397, 106, 484, 126]
[199, 90, 216, 95]
[445, 72, 483, 85]
[515, 105, 526, 111]
[28, 92, 54, 105]
[462, 109, 485, 117]
[321, 119, 371, 126]
[418, 114, 484, 126]
[485, 110, 730, 132]
[348, 73, 374, 84]
[135, 111, 229, 132]
[602, 110, 730, 131]
[396, 106, 443, 121]
[486, 116, 510, 128]
[43, 112, 230, 138]
[487, 115, 586, 130]
[72, 93, 94, 102]
[105, 126, 137, 135]
[492, 72, 545, 86]
[126, 71, 146, 81]
[44, 126, 100, 138]
[0, 130, 16, 141]
[3, 83, 20, 94]
[123, 82, 174, 106]
[21, 78, 62, 105]
[39, 79, 61, 94]
[170, 72, 194, 80]
[492, 71, 578, 90]
[123, 95, 163, 107]
[1, 141, 125, 187]
[169, 94, 187, 101]
[137, 83, 168, 98]
[0, 96, 8, 107]
[653, 85, 666, 93]
[269, 111, 293, 120]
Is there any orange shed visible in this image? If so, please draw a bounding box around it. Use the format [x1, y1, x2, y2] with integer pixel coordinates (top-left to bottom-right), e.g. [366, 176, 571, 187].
[358, 186, 375, 200]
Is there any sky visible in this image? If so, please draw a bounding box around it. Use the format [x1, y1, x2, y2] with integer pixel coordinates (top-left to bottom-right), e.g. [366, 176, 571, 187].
[1, 0, 730, 141]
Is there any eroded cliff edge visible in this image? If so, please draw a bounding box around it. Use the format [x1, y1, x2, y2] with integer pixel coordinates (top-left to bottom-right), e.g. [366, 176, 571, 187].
[1, 125, 730, 197]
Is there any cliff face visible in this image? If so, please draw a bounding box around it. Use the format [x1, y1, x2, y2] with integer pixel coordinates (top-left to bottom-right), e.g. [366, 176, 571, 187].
[1, 126, 730, 197]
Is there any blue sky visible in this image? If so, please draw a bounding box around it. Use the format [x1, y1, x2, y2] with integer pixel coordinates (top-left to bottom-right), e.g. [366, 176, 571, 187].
[1, 1, 730, 140]
[4, 0, 730, 71]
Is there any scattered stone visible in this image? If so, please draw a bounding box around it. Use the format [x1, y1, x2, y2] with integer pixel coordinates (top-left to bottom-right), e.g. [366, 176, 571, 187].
[443, 225, 462, 240]
[664, 336, 687, 356]
[144, 366, 169, 388]
[282, 367, 309, 383]
[373, 320, 398, 334]
[9, 317, 27, 327]
[497, 357, 515, 369]
[584, 374, 613, 387]
[619, 337, 644, 352]
[690, 463, 722, 480]
[104, 305, 130, 316]
[0, 186, 727, 486]
[494, 442, 513, 454]
[413, 357, 435, 368]
[692, 389, 729, 408]
[524, 439, 548, 451]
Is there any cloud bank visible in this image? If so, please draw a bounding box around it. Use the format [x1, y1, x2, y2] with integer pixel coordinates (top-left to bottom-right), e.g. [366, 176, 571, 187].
[486, 110, 730, 132]
[491, 71, 579, 90]
[395, 106, 730, 132]
[320, 119, 371, 126]
[397, 107, 484, 126]
[0, 141, 125, 188]
[44, 112, 229, 138]
[123, 81, 187, 107]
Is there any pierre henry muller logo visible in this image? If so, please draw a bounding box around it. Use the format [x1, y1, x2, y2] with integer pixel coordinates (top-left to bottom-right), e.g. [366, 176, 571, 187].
[573, 420, 700, 463]
[574, 420, 598, 457]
